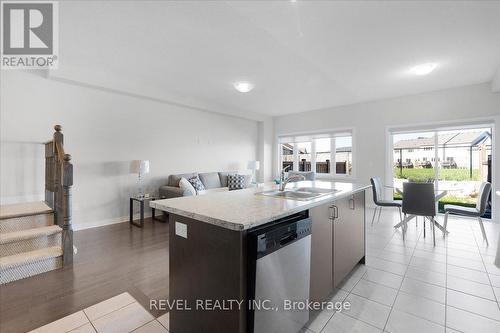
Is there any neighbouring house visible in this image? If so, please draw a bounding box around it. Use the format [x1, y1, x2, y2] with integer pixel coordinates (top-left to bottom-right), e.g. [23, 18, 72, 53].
[393, 131, 491, 174]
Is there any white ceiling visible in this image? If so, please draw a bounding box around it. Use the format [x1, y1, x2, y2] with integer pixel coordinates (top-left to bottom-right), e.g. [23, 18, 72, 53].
[52, 1, 500, 119]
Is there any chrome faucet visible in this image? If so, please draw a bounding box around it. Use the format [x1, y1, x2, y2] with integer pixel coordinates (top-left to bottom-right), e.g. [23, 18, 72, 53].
[279, 166, 305, 191]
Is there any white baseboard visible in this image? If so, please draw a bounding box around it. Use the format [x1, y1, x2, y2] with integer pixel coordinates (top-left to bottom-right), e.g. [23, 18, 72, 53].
[73, 212, 157, 231]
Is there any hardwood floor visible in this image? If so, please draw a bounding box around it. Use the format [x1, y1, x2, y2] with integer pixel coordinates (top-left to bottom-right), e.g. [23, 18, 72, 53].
[0, 218, 169, 333]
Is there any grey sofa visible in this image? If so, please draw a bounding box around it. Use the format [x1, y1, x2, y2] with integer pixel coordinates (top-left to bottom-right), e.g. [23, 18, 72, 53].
[160, 171, 250, 199]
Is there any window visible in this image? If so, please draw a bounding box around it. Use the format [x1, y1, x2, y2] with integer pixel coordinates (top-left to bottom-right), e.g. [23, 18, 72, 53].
[315, 138, 331, 174]
[391, 125, 493, 217]
[297, 142, 311, 171]
[335, 136, 352, 175]
[278, 130, 354, 178]
[280, 143, 294, 171]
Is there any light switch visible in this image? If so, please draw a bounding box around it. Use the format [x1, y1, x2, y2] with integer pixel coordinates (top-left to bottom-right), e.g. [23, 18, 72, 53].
[175, 221, 187, 239]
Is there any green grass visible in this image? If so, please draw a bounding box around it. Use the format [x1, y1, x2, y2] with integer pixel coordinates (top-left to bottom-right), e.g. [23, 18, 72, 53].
[394, 168, 480, 182]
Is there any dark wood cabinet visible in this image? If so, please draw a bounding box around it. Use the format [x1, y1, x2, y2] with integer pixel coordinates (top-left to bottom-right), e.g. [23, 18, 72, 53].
[309, 191, 366, 301]
[309, 202, 333, 302]
[333, 191, 365, 288]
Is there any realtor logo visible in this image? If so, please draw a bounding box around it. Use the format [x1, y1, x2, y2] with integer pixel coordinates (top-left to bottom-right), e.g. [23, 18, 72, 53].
[1, 1, 58, 69]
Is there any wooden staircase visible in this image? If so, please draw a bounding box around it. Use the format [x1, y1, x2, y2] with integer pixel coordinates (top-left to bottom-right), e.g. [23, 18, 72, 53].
[0, 126, 74, 284]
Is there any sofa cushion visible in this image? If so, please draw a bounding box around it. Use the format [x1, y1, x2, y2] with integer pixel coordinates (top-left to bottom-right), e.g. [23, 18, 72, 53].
[243, 174, 253, 187]
[199, 172, 222, 189]
[179, 177, 197, 196]
[188, 175, 205, 192]
[168, 172, 198, 187]
[218, 171, 238, 187]
[228, 174, 247, 191]
[159, 185, 185, 199]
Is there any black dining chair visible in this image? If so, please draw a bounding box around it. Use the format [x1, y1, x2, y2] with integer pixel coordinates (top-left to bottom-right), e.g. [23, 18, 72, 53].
[402, 182, 437, 245]
[443, 182, 491, 245]
[370, 177, 402, 225]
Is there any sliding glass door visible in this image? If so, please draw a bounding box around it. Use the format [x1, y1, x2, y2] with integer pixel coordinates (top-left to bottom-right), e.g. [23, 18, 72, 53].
[391, 125, 492, 217]
[435, 128, 492, 217]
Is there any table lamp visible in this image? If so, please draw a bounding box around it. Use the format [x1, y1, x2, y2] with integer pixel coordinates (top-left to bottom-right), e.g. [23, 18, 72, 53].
[130, 160, 150, 198]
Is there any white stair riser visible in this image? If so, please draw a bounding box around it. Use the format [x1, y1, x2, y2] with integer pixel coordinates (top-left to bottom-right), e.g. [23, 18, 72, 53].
[0, 233, 62, 257]
[0, 213, 54, 233]
[0, 256, 63, 284]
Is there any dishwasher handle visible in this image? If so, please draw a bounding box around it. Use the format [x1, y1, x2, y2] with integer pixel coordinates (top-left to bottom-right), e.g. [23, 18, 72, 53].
[279, 232, 298, 246]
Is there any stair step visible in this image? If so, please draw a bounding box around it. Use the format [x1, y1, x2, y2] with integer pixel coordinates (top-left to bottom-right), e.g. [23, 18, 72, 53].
[0, 225, 62, 244]
[0, 201, 52, 220]
[0, 247, 63, 284]
[0, 225, 62, 257]
[0, 246, 62, 270]
[0, 212, 54, 233]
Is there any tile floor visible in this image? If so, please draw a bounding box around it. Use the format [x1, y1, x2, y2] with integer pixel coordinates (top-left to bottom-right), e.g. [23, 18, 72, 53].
[26, 209, 500, 333]
[304, 208, 500, 333]
[28, 293, 169, 333]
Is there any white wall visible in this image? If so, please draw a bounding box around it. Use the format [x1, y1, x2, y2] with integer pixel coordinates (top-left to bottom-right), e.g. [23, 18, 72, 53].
[257, 117, 275, 182]
[274, 83, 500, 217]
[0, 71, 259, 229]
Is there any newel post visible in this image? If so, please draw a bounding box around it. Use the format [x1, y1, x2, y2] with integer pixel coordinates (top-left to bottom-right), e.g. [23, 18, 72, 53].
[62, 153, 74, 265]
[44, 141, 55, 208]
[53, 125, 63, 227]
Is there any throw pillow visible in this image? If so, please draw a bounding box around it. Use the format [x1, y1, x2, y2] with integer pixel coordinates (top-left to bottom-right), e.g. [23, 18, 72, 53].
[244, 174, 253, 187]
[188, 175, 206, 193]
[228, 174, 246, 191]
[179, 177, 197, 196]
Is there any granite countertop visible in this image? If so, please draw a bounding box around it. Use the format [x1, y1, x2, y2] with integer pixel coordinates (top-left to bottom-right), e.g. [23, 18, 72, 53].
[150, 181, 371, 231]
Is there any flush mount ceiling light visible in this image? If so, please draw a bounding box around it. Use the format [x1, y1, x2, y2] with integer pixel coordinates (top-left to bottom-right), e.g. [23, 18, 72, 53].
[233, 81, 254, 93]
[410, 63, 438, 76]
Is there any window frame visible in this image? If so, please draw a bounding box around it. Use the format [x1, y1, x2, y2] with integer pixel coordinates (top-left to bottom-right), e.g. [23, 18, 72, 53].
[386, 119, 496, 220]
[277, 128, 356, 180]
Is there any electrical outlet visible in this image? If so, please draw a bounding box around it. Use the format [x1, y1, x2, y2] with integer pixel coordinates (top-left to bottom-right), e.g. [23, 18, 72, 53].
[175, 222, 187, 239]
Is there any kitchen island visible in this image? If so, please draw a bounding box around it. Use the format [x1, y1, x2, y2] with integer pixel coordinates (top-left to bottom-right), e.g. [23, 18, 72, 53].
[151, 181, 370, 333]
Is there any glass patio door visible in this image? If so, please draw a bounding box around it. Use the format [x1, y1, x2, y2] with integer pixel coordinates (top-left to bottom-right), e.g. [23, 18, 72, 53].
[435, 127, 492, 217]
[392, 126, 493, 217]
[392, 131, 437, 201]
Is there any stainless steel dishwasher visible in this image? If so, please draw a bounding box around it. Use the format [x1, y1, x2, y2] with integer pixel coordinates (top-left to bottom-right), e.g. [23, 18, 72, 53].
[248, 212, 312, 333]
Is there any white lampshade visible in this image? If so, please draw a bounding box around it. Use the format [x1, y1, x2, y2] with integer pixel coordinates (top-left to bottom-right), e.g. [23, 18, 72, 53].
[247, 160, 260, 170]
[130, 160, 150, 175]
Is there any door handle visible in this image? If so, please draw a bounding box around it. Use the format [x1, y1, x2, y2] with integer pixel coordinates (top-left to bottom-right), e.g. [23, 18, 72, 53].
[349, 197, 355, 210]
[329, 205, 335, 220]
[329, 205, 339, 221]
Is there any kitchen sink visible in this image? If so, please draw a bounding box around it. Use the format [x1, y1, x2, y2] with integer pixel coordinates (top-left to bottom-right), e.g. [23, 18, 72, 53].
[294, 187, 339, 194]
[257, 188, 340, 201]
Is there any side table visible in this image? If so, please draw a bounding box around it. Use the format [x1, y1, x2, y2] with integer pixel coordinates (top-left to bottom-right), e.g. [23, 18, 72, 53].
[129, 196, 166, 228]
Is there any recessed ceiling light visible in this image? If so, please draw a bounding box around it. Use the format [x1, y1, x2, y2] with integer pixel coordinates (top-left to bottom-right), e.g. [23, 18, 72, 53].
[233, 81, 254, 93]
[410, 63, 437, 76]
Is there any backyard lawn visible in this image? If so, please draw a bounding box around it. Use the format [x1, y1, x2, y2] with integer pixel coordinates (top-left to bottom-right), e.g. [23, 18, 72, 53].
[393, 168, 481, 210]
[394, 168, 480, 182]
[394, 192, 476, 208]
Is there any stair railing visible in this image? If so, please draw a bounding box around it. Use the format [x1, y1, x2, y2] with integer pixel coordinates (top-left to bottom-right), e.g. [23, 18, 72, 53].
[45, 125, 73, 265]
